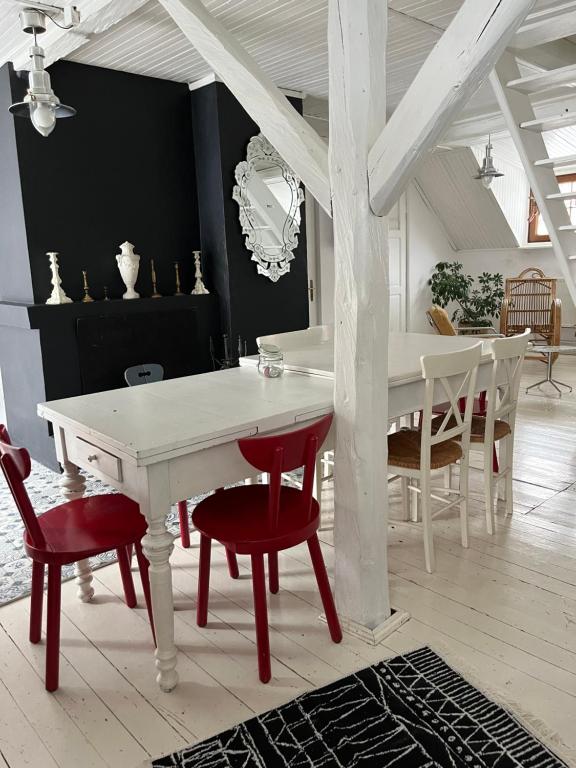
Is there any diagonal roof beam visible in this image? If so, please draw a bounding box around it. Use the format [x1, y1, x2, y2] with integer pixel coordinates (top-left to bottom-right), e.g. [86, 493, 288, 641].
[368, 0, 537, 217]
[157, 0, 332, 217]
[6, 0, 149, 71]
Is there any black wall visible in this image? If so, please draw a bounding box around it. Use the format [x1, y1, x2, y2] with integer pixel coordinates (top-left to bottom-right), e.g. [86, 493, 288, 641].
[8, 61, 200, 303]
[0, 65, 311, 468]
[191, 83, 309, 353]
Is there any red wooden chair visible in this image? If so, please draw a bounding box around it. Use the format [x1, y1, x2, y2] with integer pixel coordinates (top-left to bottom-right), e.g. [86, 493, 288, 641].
[192, 414, 342, 683]
[0, 425, 154, 692]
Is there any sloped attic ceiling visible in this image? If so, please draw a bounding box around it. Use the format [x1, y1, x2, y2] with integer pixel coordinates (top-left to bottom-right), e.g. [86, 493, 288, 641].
[414, 148, 519, 250]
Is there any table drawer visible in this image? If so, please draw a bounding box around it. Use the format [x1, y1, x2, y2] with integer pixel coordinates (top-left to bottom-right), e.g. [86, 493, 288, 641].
[74, 437, 123, 482]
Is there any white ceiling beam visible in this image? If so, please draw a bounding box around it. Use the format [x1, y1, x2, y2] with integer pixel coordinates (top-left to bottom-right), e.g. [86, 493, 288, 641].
[156, 0, 332, 217]
[7, 0, 149, 70]
[367, 0, 537, 217]
[514, 1, 576, 49]
[444, 92, 576, 144]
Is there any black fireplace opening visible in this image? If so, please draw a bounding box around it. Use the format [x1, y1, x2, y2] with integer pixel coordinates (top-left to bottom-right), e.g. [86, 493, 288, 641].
[76, 308, 205, 395]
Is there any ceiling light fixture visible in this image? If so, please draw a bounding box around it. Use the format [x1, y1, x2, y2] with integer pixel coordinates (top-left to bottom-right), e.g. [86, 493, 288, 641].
[474, 136, 504, 188]
[8, 5, 80, 137]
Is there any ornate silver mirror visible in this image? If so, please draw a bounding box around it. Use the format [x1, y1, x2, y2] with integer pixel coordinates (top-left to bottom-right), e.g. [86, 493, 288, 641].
[233, 134, 304, 283]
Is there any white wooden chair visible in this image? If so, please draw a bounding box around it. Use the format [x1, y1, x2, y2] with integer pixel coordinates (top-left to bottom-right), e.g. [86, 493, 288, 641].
[436, 329, 530, 535]
[256, 325, 333, 351]
[389, 343, 482, 573]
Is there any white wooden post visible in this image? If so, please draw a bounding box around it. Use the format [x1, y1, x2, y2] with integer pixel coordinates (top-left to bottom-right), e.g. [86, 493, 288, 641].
[368, 0, 538, 216]
[329, 0, 394, 638]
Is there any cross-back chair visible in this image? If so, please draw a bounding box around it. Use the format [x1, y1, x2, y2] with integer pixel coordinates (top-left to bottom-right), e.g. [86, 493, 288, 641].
[477, 330, 530, 533]
[191, 413, 341, 683]
[388, 343, 482, 573]
[432, 331, 530, 535]
[0, 425, 154, 691]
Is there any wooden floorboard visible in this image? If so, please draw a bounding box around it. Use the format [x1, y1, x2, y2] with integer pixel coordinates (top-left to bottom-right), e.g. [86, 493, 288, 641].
[1, 357, 576, 766]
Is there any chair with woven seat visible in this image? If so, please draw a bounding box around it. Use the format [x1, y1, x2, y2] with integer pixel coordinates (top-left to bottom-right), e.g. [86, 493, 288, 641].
[432, 329, 530, 535]
[426, 304, 501, 475]
[0, 425, 154, 692]
[388, 343, 482, 573]
[192, 413, 342, 683]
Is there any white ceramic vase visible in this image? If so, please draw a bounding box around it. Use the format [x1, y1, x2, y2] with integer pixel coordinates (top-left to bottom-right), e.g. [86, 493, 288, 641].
[116, 241, 140, 299]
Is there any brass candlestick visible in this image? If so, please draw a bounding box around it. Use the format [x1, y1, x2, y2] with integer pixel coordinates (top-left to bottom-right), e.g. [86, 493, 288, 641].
[150, 259, 162, 298]
[82, 270, 94, 303]
[174, 262, 184, 296]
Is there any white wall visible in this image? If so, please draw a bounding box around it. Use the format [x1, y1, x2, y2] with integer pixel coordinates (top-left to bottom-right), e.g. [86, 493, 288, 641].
[406, 182, 455, 332]
[316, 202, 335, 324]
[458, 247, 576, 326]
[313, 174, 576, 332]
[314, 196, 407, 329]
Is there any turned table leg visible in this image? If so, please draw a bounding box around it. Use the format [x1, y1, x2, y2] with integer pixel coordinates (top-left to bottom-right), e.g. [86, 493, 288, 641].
[139, 464, 178, 692]
[59, 460, 94, 603]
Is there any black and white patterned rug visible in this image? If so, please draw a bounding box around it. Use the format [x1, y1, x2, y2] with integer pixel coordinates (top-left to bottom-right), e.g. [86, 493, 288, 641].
[0, 460, 187, 607]
[150, 647, 569, 768]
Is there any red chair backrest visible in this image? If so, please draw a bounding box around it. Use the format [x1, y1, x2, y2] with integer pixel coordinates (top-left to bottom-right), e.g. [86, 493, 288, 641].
[238, 413, 333, 529]
[0, 425, 45, 548]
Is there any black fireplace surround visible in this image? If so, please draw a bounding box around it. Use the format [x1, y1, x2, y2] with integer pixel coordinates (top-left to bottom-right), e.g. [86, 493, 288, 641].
[0, 61, 309, 469]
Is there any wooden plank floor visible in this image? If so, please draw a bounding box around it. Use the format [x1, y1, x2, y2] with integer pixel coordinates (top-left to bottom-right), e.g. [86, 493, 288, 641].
[1, 356, 576, 767]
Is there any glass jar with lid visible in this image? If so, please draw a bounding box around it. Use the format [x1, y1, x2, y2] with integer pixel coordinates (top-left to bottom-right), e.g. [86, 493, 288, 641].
[258, 343, 284, 378]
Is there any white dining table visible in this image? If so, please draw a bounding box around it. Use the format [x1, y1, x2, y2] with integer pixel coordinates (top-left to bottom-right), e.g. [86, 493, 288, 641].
[38, 331, 495, 691]
[241, 331, 496, 420]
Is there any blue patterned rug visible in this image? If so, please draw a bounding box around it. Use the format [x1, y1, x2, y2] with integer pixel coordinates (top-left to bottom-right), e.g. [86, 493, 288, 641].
[0, 460, 185, 607]
[150, 647, 569, 768]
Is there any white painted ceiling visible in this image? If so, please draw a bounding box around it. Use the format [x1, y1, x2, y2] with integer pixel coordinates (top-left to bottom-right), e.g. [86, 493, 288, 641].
[67, 0, 460, 110]
[415, 148, 519, 250]
[60, 0, 576, 119]
[0, 0, 573, 122]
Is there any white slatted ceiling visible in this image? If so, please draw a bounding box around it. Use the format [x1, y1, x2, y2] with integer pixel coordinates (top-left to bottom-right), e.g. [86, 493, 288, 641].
[68, 0, 331, 95]
[0, 0, 567, 109]
[489, 129, 576, 168]
[415, 148, 519, 250]
[64, 0, 497, 113]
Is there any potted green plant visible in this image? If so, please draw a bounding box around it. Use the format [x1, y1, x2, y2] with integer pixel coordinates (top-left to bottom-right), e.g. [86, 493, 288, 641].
[428, 261, 504, 328]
